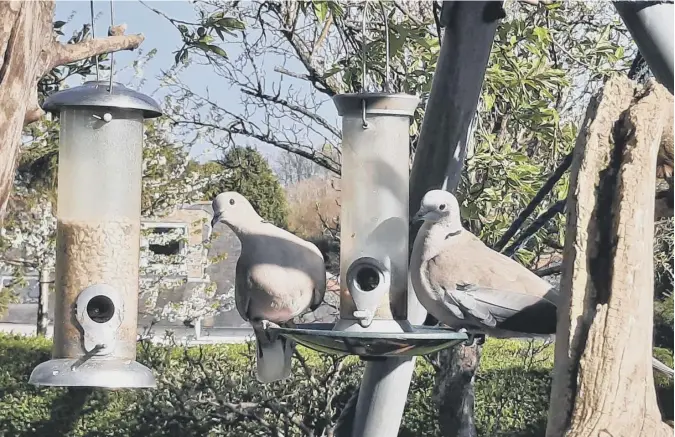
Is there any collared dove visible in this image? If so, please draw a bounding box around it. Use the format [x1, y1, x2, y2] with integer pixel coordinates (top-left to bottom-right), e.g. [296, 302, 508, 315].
[211, 192, 326, 383]
[410, 189, 558, 338]
[409, 190, 674, 378]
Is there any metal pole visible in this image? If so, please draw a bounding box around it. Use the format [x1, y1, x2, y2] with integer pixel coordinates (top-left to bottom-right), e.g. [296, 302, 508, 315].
[37, 268, 50, 336]
[614, 1, 674, 94]
[409, 1, 504, 243]
[336, 3, 503, 437]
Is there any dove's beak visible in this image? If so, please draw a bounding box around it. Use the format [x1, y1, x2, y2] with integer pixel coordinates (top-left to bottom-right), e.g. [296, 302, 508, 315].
[211, 213, 220, 228]
[412, 209, 427, 223]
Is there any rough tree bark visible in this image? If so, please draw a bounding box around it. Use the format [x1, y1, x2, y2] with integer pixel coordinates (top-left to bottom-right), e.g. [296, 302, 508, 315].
[546, 75, 673, 437]
[0, 0, 145, 218]
[433, 343, 481, 437]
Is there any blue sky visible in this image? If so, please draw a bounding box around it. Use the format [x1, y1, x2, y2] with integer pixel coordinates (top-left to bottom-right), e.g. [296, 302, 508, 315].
[54, 0, 339, 164]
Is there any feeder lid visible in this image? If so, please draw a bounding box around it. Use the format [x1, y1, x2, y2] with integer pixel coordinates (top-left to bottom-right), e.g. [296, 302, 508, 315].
[333, 92, 420, 117]
[42, 81, 162, 118]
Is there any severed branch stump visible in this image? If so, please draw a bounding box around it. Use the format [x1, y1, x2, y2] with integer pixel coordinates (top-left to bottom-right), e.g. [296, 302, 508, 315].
[546, 76, 673, 437]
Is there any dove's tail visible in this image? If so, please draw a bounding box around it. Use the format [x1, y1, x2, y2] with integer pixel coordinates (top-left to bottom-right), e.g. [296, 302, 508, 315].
[253, 326, 294, 383]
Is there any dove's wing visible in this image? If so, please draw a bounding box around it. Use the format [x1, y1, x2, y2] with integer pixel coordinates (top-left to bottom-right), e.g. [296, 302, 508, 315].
[427, 231, 553, 300]
[234, 255, 252, 321]
[444, 287, 497, 328]
[310, 278, 326, 311]
[457, 285, 558, 320]
[421, 230, 558, 335]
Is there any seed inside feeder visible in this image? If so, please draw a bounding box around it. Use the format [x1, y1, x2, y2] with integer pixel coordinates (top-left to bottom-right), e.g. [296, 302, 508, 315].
[53, 218, 140, 360]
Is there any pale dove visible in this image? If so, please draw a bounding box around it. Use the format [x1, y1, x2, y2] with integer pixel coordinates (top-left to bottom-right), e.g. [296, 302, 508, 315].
[409, 190, 675, 378]
[410, 189, 558, 338]
[211, 192, 326, 382]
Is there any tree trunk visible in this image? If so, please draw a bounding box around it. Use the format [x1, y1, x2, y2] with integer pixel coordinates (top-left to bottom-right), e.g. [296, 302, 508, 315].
[433, 343, 481, 437]
[546, 75, 673, 437]
[0, 0, 145, 218]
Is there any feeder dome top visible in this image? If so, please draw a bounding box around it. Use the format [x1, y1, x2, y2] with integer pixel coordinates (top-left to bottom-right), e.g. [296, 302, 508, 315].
[42, 81, 162, 119]
[333, 92, 419, 117]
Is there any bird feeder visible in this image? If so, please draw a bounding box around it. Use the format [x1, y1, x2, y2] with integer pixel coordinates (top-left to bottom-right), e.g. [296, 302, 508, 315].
[266, 93, 467, 357]
[334, 93, 419, 332]
[29, 81, 162, 388]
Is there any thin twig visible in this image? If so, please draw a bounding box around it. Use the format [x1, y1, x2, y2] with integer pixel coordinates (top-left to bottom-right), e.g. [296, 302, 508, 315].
[240, 87, 341, 138]
[504, 199, 566, 257]
[494, 152, 573, 252]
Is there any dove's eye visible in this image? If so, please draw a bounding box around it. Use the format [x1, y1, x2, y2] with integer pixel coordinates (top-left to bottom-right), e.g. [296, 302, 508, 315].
[439, 204, 446, 211]
[229, 199, 236, 205]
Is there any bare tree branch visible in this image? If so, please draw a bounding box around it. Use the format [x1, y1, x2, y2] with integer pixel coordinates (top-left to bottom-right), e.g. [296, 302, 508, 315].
[47, 33, 144, 72]
[240, 86, 341, 138]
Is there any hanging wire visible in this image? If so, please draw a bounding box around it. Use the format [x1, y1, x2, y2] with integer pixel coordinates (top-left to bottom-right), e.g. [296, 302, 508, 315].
[361, 1, 369, 94]
[90, 0, 100, 82]
[359, 1, 392, 128]
[361, 1, 370, 128]
[379, 2, 390, 93]
[109, 0, 115, 93]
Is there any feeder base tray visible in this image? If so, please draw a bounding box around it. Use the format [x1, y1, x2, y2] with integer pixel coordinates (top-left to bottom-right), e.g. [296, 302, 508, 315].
[267, 323, 468, 358]
[29, 358, 156, 389]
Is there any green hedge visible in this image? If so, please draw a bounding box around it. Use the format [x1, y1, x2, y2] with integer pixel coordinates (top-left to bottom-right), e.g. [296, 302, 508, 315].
[0, 334, 669, 437]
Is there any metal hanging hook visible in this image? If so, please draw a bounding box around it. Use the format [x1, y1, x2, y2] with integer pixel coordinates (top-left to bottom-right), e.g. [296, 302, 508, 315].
[90, 0, 100, 83]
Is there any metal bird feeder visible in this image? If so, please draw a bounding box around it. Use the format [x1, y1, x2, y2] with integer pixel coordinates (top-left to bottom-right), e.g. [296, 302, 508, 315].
[28, 80, 162, 388]
[267, 93, 465, 357]
[266, 3, 465, 355]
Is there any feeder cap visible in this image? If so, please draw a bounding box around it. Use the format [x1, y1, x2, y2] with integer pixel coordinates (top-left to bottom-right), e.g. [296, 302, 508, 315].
[42, 81, 163, 119]
[333, 92, 420, 117]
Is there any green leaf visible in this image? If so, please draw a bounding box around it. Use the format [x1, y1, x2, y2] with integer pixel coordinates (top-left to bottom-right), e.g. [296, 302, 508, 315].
[483, 93, 495, 112]
[217, 17, 245, 30]
[53, 21, 66, 29]
[207, 45, 228, 58]
[314, 1, 328, 22]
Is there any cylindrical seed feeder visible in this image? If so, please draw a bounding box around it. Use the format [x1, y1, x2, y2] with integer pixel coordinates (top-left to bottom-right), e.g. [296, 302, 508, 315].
[29, 81, 162, 388]
[333, 93, 418, 333]
[265, 93, 467, 358]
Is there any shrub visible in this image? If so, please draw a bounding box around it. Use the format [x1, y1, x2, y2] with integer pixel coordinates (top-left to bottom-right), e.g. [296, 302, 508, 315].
[0, 334, 670, 436]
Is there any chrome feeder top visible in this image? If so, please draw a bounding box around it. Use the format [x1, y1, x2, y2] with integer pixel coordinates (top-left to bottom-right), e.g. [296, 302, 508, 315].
[266, 93, 467, 358]
[29, 81, 161, 389]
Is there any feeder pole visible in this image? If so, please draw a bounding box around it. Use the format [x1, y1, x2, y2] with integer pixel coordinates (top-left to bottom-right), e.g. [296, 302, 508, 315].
[409, 1, 504, 240]
[336, 3, 504, 437]
[614, 1, 674, 94]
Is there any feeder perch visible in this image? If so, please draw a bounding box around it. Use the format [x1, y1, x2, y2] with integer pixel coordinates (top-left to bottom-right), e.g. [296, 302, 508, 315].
[268, 93, 467, 357]
[29, 81, 162, 388]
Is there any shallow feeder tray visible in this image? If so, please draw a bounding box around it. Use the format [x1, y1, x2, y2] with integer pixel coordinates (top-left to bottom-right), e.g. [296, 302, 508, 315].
[268, 323, 468, 358]
[29, 358, 156, 389]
